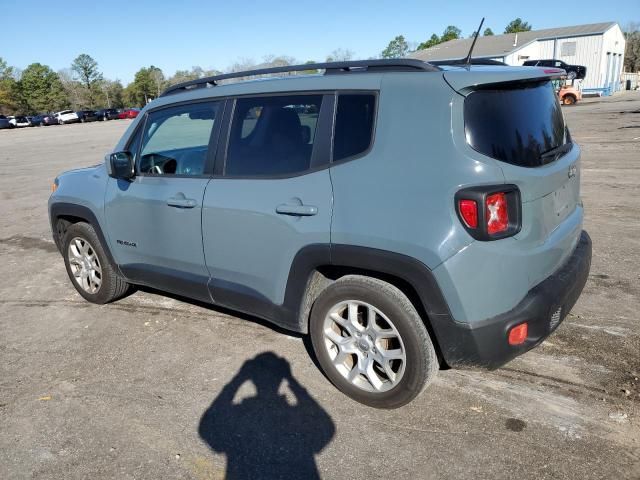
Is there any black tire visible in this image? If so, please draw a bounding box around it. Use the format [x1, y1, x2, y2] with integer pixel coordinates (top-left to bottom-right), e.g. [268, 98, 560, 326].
[567, 71, 577, 81]
[563, 94, 576, 106]
[62, 222, 131, 304]
[309, 275, 438, 408]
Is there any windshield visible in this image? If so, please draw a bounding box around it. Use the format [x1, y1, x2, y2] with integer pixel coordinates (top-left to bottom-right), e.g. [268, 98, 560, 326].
[464, 80, 567, 167]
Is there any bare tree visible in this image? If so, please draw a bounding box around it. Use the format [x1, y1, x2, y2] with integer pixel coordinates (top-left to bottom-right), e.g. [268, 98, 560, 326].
[326, 49, 355, 62]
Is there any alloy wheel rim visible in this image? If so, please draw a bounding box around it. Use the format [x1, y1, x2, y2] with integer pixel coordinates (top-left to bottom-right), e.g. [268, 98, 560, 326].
[322, 300, 406, 393]
[67, 237, 102, 294]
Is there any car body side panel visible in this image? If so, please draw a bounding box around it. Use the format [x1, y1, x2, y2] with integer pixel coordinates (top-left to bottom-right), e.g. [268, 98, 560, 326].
[433, 205, 583, 323]
[48, 164, 111, 244]
[202, 170, 333, 307]
[329, 73, 503, 271]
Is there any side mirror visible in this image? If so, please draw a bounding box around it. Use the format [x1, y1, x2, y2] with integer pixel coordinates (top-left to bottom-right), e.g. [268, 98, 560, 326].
[109, 151, 135, 180]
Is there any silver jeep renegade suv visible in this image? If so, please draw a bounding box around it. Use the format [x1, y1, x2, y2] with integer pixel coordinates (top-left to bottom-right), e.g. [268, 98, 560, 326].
[49, 59, 591, 408]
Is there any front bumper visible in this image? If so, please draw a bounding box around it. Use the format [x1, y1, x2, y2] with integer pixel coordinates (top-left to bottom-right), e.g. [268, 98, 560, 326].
[434, 230, 592, 369]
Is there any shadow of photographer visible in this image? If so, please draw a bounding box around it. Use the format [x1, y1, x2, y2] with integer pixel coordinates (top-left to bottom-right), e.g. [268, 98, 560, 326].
[198, 352, 335, 479]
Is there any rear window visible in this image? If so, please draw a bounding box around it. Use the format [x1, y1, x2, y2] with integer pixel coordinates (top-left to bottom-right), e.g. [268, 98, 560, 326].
[464, 81, 567, 167]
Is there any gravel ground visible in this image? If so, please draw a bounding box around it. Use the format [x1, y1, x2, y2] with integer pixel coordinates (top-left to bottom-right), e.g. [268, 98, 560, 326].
[0, 94, 639, 479]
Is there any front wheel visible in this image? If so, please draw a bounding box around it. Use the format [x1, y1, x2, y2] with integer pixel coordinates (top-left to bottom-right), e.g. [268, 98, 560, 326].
[309, 275, 438, 408]
[62, 222, 131, 304]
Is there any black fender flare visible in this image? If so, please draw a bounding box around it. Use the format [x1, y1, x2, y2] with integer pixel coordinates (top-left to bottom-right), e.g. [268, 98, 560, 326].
[282, 244, 454, 334]
[49, 202, 117, 268]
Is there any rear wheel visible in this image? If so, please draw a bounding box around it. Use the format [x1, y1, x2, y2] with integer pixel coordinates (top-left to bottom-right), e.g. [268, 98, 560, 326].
[309, 275, 438, 408]
[62, 222, 131, 304]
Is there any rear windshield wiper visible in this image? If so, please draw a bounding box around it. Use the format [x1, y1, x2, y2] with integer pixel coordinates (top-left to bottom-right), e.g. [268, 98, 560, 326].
[540, 142, 572, 161]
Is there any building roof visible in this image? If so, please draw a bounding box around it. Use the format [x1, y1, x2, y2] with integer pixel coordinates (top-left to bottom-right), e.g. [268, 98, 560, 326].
[410, 22, 617, 62]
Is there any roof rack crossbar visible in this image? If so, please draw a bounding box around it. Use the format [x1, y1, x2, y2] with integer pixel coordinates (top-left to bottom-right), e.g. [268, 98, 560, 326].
[160, 59, 440, 97]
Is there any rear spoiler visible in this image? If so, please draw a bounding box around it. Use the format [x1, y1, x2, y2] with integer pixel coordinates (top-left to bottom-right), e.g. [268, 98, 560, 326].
[444, 66, 567, 95]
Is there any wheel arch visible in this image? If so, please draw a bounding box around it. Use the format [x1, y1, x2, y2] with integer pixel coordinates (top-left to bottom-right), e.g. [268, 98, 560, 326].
[287, 244, 452, 362]
[49, 202, 117, 268]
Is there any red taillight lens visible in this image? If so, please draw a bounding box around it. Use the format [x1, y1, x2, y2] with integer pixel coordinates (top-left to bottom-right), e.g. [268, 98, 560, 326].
[486, 192, 509, 234]
[508, 323, 528, 345]
[458, 199, 478, 228]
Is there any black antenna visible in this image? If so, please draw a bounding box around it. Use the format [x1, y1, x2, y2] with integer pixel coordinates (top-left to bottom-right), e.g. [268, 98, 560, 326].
[463, 17, 485, 67]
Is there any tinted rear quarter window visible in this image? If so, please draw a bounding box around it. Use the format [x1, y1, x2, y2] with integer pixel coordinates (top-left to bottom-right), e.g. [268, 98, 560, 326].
[464, 81, 566, 167]
[333, 94, 376, 162]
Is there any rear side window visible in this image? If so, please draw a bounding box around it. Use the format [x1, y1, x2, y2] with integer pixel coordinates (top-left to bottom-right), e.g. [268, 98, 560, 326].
[225, 95, 323, 177]
[138, 101, 219, 176]
[464, 81, 566, 167]
[333, 94, 375, 162]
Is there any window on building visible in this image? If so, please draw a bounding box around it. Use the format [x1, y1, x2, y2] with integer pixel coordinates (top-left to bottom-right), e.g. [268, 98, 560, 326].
[561, 42, 576, 57]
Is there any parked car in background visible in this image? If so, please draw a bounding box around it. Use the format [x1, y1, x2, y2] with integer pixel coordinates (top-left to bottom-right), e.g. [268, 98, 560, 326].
[0, 115, 11, 129]
[29, 115, 46, 126]
[118, 108, 140, 119]
[523, 59, 587, 80]
[8, 116, 31, 128]
[42, 114, 58, 126]
[77, 110, 99, 123]
[54, 110, 80, 125]
[96, 108, 119, 121]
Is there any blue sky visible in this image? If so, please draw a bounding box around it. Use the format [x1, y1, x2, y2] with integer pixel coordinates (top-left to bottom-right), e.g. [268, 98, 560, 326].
[3, 0, 638, 83]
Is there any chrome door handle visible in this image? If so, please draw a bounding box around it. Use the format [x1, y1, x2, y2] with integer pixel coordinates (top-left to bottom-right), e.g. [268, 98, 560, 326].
[167, 196, 197, 208]
[276, 204, 318, 216]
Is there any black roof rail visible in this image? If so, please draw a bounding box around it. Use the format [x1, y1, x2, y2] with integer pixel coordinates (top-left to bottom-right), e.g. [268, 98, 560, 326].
[160, 59, 440, 97]
[430, 58, 507, 66]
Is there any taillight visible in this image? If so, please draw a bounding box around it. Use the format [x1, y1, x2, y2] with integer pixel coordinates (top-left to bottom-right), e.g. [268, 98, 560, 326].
[455, 185, 521, 241]
[458, 199, 478, 228]
[486, 192, 508, 234]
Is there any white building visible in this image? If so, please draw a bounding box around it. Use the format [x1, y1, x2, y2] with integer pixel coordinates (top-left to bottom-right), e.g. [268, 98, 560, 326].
[410, 22, 626, 94]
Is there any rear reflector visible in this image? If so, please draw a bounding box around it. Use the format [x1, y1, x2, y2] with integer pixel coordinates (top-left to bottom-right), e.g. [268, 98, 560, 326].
[508, 323, 528, 345]
[458, 199, 478, 228]
[486, 192, 509, 234]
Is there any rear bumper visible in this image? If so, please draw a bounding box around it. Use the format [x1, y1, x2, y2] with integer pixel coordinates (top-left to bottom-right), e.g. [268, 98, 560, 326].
[434, 230, 592, 369]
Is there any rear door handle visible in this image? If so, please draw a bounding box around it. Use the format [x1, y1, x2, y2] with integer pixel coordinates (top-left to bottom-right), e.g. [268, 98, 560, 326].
[167, 194, 197, 208]
[276, 204, 318, 216]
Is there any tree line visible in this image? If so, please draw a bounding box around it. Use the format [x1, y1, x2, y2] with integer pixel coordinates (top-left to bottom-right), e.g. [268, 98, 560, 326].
[381, 18, 532, 59]
[0, 49, 355, 116]
[2, 19, 639, 116]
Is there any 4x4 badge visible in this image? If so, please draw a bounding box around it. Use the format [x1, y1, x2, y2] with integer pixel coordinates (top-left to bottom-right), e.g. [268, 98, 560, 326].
[568, 164, 577, 178]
